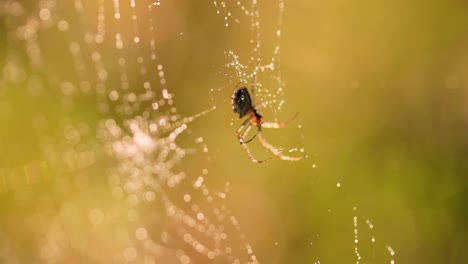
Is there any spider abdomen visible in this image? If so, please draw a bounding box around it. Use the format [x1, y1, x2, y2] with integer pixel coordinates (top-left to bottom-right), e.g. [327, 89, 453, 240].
[232, 87, 254, 118]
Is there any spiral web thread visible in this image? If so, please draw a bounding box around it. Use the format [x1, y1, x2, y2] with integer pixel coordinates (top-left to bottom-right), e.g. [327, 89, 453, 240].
[0, 0, 259, 263]
[214, 0, 287, 115]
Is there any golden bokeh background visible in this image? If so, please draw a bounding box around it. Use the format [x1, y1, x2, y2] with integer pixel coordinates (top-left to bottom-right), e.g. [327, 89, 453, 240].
[0, 0, 467, 263]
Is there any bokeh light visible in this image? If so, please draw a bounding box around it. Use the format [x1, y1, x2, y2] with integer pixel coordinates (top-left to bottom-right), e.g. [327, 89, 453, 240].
[1, 0, 467, 263]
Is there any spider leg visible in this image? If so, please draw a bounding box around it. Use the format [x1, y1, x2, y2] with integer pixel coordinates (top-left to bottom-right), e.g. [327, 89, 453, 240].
[236, 118, 259, 144]
[237, 123, 271, 163]
[241, 124, 259, 144]
[236, 118, 251, 140]
[261, 112, 299, 129]
[257, 133, 304, 161]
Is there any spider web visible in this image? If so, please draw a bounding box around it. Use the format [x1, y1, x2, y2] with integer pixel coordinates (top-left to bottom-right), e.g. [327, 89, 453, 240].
[0, 0, 257, 263]
[211, 2, 397, 263]
[213, 0, 287, 115]
[211, 0, 307, 162]
[0, 0, 396, 263]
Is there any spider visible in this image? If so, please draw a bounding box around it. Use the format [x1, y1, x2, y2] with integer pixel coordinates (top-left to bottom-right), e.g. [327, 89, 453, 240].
[232, 85, 305, 163]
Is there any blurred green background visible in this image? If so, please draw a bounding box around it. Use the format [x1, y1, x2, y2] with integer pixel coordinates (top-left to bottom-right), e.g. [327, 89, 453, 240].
[1, 0, 467, 263]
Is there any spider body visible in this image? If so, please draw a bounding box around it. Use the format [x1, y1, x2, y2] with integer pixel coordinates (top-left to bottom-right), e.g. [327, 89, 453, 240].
[232, 87, 263, 125]
[232, 86, 304, 163]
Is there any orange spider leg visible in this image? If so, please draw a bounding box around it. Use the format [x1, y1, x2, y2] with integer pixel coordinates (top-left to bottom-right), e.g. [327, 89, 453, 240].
[257, 133, 304, 161]
[261, 112, 299, 129]
[236, 118, 258, 144]
[236, 121, 271, 163]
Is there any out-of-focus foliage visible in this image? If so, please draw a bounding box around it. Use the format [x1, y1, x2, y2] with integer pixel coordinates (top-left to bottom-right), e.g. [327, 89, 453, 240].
[0, 0, 467, 263]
